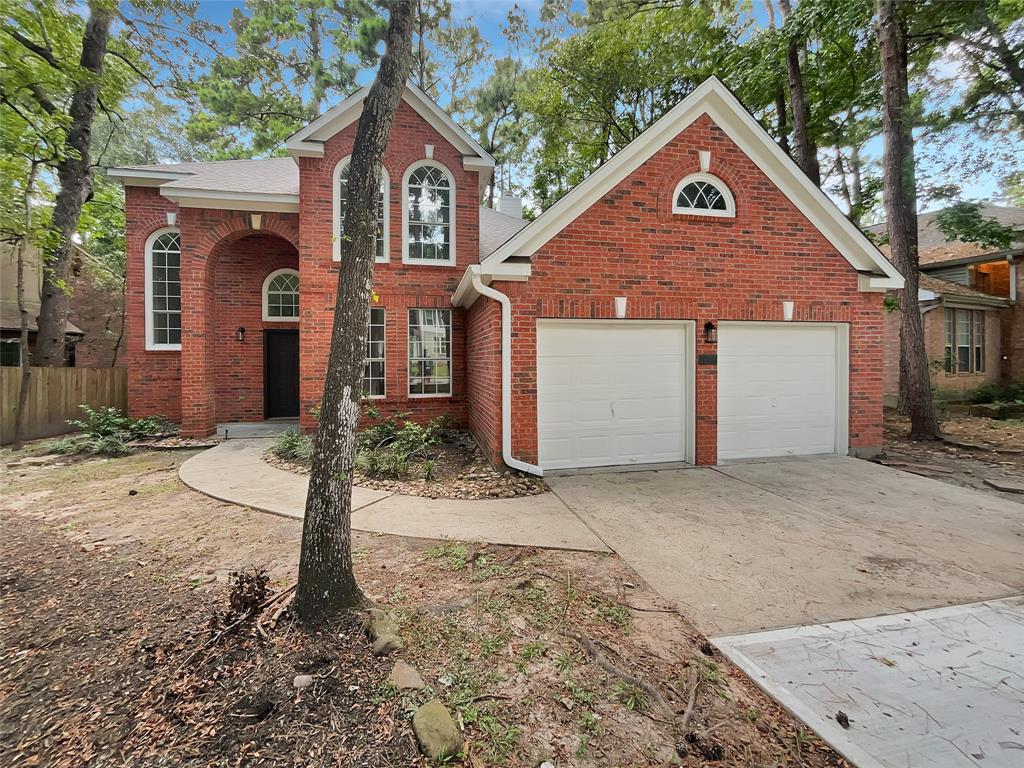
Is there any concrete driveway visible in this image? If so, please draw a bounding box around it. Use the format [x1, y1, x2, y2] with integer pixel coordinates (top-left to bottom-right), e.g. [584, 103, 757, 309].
[548, 455, 1024, 636]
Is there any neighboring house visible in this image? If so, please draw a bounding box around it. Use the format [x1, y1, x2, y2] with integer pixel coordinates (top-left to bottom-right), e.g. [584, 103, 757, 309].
[108, 78, 902, 473]
[873, 206, 1023, 402]
[0, 242, 124, 368]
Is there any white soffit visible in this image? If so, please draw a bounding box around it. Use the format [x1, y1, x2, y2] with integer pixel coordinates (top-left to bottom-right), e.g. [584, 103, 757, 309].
[480, 77, 903, 292]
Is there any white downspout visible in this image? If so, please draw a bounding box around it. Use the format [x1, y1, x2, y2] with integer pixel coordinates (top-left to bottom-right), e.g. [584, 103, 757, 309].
[469, 269, 544, 477]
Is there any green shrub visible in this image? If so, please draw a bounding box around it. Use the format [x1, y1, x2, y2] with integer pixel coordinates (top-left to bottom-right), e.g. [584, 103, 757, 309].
[353, 412, 452, 479]
[970, 381, 1024, 404]
[68, 405, 168, 440]
[50, 406, 167, 457]
[270, 429, 315, 464]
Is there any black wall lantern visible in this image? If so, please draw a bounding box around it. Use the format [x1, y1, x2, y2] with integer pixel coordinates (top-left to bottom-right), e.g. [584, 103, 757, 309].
[236, 326, 246, 342]
[703, 320, 717, 345]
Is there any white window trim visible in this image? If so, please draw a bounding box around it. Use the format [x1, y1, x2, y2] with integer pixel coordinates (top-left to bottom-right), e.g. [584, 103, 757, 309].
[262, 268, 300, 322]
[402, 159, 456, 266]
[363, 306, 386, 400]
[144, 226, 182, 351]
[407, 307, 453, 398]
[671, 172, 736, 218]
[333, 155, 390, 263]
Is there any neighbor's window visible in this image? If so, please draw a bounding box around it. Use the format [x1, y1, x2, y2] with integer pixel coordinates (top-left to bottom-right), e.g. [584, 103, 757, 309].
[262, 269, 299, 321]
[146, 228, 181, 349]
[405, 163, 453, 263]
[336, 159, 387, 262]
[363, 307, 385, 398]
[944, 308, 985, 374]
[408, 308, 451, 396]
[0, 340, 21, 367]
[672, 173, 735, 218]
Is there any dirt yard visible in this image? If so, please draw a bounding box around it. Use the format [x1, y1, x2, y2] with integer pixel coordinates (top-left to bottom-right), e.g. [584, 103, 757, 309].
[882, 413, 1024, 500]
[1, 446, 849, 767]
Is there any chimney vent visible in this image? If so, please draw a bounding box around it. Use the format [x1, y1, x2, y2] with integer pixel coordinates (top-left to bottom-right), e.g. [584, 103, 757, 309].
[497, 192, 523, 220]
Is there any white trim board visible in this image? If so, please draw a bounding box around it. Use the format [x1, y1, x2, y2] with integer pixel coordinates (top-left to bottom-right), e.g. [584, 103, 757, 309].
[479, 77, 902, 292]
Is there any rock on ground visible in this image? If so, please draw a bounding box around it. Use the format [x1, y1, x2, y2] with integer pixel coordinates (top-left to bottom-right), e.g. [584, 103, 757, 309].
[412, 699, 462, 760]
[387, 660, 425, 690]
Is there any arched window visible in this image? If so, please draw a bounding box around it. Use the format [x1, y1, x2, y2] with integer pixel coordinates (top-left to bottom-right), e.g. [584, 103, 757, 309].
[672, 173, 735, 218]
[404, 161, 455, 264]
[334, 157, 388, 262]
[262, 269, 300, 321]
[145, 228, 181, 350]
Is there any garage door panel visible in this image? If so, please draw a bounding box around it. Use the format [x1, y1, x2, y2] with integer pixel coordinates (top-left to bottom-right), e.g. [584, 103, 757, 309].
[537, 322, 690, 470]
[718, 324, 844, 462]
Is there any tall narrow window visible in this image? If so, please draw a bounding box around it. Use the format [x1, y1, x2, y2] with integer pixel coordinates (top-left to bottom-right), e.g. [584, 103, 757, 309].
[408, 308, 451, 396]
[262, 269, 299, 321]
[944, 308, 985, 374]
[146, 228, 181, 349]
[335, 159, 387, 262]
[363, 307, 386, 398]
[405, 163, 454, 263]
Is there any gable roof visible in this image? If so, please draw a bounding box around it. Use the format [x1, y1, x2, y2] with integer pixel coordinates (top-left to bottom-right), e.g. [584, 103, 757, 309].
[479, 77, 902, 292]
[867, 205, 1024, 259]
[479, 206, 529, 260]
[285, 82, 495, 194]
[918, 274, 1010, 308]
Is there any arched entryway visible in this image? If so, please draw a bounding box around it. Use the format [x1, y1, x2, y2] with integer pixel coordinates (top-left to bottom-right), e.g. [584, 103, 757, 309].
[178, 212, 300, 437]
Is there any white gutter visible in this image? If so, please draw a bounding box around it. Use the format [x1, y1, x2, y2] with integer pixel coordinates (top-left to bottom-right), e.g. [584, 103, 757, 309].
[467, 267, 544, 477]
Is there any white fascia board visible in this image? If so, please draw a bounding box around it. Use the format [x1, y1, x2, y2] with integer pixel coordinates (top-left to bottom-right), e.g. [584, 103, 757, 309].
[284, 83, 495, 166]
[452, 262, 532, 308]
[481, 77, 903, 292]
[918, 288, 939, 301]
[107, 168, 192, 186]
[160, 187, 300, 213]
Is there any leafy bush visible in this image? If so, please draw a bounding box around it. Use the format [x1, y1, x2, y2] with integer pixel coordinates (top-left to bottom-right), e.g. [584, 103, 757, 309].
[270, 429, 315, 464]
[68, 405, 167, 440]
[970, 381, 1024, 404]
[50, 406, 168, 456]
[355, 412, 452, 480]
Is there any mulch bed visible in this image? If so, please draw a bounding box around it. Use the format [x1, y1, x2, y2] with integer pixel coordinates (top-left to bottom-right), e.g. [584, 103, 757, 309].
[266, 431, 547, 500]
[0, 519, 419, 768]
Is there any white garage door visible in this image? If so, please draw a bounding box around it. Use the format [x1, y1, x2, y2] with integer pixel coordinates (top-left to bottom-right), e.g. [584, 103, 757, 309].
[537, 321, 691, 470]
[717, 324, 846, 462]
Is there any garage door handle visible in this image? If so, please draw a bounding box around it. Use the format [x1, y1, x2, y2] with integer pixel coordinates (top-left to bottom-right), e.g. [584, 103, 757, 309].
[610, 401, 615, 417]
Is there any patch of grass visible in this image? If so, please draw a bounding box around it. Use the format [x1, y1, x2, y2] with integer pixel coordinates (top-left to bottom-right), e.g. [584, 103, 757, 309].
[587, 595, 632, 630]
[563, 676, 595, 705]
[269, 429, 315, 464]
[612, 680, 647, 712]
[469, 554, 511, 582]
[518, 641, 545, 662]
[554, 651, 579, 674]
[478, 634, 505, 656]
[425, 541, 470, 571]
[460, 701, 522, 763]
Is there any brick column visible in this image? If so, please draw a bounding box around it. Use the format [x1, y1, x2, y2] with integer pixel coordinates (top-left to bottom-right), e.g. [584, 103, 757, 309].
[179, 209, 217, 437]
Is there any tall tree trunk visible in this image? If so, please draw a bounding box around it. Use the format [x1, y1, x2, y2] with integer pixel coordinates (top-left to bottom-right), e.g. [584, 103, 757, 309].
[877, 0, 939, 439]
[12, 162, 41, 451]
[32, 2, 113, 367]
[775, 87, 790, 154]
[777, 0, 821, 186]
[294, 0, 416, 624]
[849, 142, 864, 217]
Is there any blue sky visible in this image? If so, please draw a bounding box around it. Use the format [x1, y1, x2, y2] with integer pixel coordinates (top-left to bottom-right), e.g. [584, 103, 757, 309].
[161, 1, 1007, 215]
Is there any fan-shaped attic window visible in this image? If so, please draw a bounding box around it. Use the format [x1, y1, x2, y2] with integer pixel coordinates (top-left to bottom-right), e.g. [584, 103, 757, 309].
[672, 173, 735, 218]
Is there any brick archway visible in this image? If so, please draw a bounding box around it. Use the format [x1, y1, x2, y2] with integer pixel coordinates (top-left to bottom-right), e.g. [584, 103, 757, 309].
[178, 210, 300, 437]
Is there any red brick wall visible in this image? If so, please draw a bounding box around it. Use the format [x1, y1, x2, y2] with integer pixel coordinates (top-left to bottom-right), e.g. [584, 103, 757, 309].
[1006, 263, 1024, 382]
[466, 299, 502, 464]
[124, 186, 182, 421]
[68, 265, 123, 368]
[296, 100, 479, 432]
[882, 300, 900, 402]
[493, 113, 885, 466]
[213, 235, 299, 422]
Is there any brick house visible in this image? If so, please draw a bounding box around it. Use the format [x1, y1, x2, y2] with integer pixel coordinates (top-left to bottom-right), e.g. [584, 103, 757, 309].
[110, 78, 902, 474]
[873, 206, 1023, 403]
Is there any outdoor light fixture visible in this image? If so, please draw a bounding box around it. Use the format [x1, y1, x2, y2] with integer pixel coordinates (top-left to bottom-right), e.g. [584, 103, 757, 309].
[783, 301, 794, 321]
[166, 211, 177, 227]
[614, 296, 627, 318]
[249, 213, 263, 230]
[703, 320, 717, 344]
[236, 326, 246, 342]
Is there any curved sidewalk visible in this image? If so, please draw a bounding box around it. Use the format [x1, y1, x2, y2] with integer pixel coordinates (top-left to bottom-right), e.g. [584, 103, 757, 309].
[179, 440, 609, 553]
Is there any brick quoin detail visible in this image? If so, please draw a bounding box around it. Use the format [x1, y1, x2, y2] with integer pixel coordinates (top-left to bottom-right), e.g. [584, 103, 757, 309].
[484, 114, 884, 466]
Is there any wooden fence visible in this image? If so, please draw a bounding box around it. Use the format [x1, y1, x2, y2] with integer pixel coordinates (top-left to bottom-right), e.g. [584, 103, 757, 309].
[1, 367, 128, 445]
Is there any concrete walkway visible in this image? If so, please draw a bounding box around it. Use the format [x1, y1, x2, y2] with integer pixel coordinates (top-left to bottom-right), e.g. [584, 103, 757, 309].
[179, 440, 609, 553]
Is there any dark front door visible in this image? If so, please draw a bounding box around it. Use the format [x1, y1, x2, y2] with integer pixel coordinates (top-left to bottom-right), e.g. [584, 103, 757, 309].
[264, 330, 299, 418]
